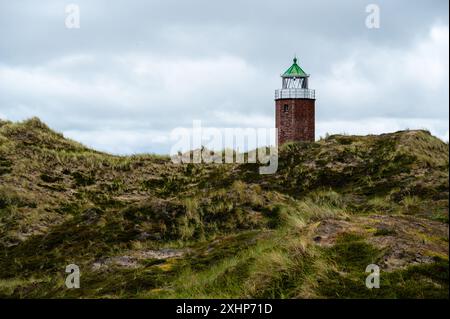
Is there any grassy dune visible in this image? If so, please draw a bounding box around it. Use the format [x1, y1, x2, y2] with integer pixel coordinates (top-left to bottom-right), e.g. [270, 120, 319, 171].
[0, 117, 448, 298]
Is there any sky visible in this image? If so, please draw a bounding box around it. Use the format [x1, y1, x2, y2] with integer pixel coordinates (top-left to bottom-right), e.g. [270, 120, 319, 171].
[0, 0, 448, 154]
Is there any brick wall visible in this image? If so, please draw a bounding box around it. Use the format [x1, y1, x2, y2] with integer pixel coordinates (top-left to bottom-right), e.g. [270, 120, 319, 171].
[275, 98, 315, 145]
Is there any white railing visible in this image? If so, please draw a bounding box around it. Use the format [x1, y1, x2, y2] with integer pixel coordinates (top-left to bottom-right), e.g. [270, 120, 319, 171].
[275, 88, 315, 99]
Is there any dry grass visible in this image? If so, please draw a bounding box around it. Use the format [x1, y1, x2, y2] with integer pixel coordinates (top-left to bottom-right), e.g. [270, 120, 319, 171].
[0, 119, 448, 298]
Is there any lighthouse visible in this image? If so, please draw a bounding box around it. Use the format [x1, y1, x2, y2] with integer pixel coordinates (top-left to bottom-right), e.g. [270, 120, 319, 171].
[275, 57, 315, 145]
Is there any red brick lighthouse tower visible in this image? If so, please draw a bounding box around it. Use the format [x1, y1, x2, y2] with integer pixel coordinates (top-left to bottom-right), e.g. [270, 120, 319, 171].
[275, 57, 315, 145]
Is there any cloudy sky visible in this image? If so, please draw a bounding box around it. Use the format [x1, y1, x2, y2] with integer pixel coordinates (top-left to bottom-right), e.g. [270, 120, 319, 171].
[0, 0, 448, 154]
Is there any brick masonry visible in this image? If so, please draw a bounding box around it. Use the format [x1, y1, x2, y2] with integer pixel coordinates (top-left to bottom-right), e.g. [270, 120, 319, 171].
[275, 98, 315, 145]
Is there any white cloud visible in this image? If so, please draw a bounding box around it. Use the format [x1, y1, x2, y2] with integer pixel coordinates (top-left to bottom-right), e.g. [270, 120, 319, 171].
[316, 24, 449, 121]
[64, 129, 170, 155]
[0, 2, 448, 154]
[210, 110, 272, 128]
[0, 54, 266, 130]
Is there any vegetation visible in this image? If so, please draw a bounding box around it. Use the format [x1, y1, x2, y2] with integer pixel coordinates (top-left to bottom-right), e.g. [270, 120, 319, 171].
[0, 117, 448, 298]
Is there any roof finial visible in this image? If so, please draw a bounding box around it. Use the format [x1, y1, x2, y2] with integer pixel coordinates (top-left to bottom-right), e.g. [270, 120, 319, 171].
[293, 55, 298, 64]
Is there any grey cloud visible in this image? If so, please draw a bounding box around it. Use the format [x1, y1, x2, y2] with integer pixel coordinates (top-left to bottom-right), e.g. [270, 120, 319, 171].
[0, 0, 448, 154]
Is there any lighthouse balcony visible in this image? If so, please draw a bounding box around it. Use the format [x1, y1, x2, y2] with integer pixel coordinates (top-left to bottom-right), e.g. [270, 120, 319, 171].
[275, 88, 315, 100]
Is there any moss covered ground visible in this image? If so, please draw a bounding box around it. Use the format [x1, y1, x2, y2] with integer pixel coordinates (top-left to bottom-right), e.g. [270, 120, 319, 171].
[0, 118, 448, 298]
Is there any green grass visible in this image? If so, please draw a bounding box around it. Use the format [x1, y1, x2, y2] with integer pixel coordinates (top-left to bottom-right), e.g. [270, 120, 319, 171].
[0, 118, 448, 298]
[328, 233, 381, 272]
[318, 233, 449, 299]
[319, 258, 449, 299]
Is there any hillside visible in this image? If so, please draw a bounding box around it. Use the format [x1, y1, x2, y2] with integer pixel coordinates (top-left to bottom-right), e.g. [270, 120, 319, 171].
[0, 117, 448, 298]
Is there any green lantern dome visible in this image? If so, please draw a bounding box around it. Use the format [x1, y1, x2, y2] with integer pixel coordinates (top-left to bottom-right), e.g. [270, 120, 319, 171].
[282, 57, 308, 77]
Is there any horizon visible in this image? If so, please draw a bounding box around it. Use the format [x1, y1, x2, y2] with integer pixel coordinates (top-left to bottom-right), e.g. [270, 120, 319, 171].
[1, 116, 446, 157]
